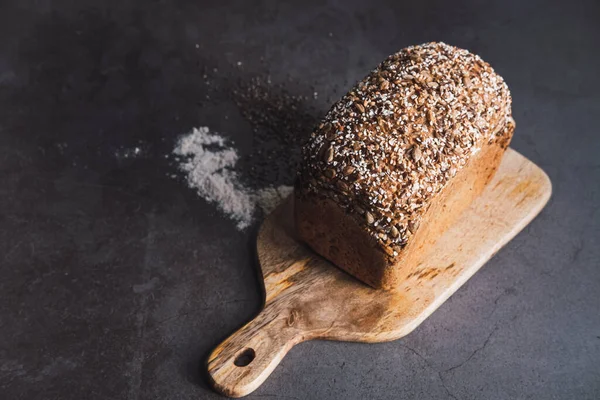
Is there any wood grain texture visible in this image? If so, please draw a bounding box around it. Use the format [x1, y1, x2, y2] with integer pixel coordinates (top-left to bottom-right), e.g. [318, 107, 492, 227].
[206, 149, 551, 398]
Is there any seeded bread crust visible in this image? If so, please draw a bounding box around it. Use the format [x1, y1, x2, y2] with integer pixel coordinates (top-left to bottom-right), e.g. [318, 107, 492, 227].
[295, 42, 514, 289]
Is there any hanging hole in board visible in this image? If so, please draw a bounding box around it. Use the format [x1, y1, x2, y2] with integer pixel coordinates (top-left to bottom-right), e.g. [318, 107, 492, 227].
[234, 348, 256, 367]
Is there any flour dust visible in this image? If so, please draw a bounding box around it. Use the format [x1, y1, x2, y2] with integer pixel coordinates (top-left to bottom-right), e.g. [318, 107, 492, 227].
[173, 126, 293, 230]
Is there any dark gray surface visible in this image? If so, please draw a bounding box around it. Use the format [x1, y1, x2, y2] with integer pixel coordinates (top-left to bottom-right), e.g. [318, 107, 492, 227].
[1, 1, 599, 399]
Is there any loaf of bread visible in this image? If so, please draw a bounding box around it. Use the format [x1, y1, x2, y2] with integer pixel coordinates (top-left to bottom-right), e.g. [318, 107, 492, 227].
[295, 42, 514, 289]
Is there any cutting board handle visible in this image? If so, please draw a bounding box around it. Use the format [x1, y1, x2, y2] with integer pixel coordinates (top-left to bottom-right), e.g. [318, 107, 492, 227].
[207, 304, 301, 397]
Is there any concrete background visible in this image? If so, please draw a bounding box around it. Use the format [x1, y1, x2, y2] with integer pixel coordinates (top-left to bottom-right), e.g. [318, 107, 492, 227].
[0, 0, 599, 399]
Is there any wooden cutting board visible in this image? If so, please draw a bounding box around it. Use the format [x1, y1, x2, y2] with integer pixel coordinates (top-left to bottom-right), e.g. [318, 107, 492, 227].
[207, 148, 551, 398]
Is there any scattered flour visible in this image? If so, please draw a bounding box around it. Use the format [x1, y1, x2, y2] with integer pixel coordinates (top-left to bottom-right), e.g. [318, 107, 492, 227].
[173, 127, 292, 230]
[115, 145, 144, 160]
[173, 127, 255, 230]
[255, 185, 294, 215]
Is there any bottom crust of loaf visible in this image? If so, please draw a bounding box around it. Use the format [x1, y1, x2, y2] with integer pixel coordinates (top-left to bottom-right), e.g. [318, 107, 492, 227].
[295, 123, 514, 289]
